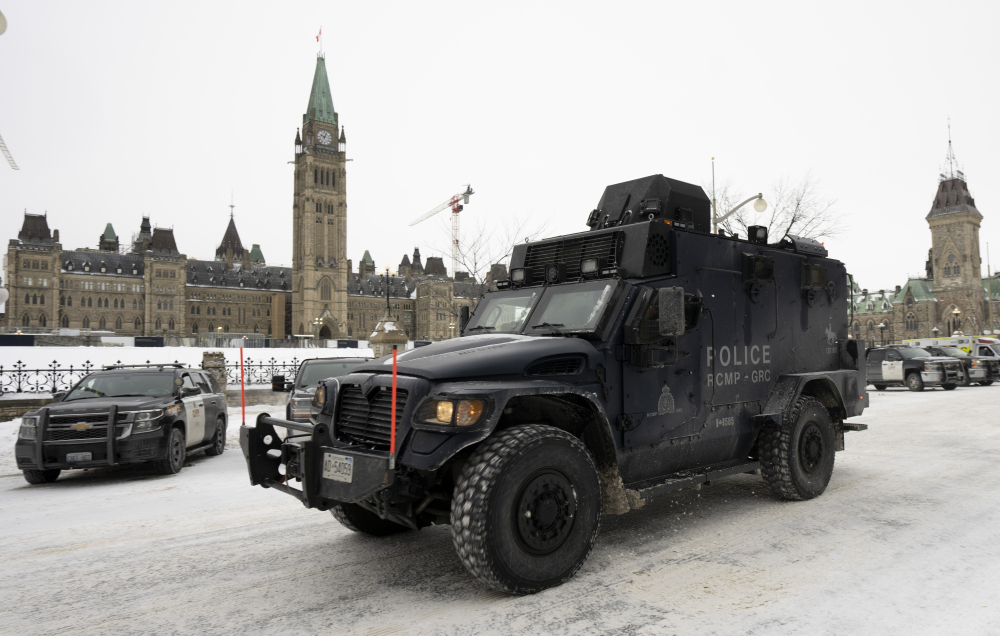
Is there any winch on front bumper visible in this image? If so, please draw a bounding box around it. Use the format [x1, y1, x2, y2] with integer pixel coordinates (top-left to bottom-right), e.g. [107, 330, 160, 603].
[239, 414, 395, 511]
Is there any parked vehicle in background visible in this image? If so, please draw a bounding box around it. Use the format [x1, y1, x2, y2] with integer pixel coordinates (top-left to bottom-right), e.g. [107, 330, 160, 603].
[866, 346, 962, 391]
[272, 358, 369, 422]
[903, 335, 1000, 359]
[920, 346, 998, 387]
[15, 364, 228, 484]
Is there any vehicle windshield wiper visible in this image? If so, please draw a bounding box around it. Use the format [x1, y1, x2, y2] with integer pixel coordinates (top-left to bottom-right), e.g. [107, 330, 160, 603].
[531, 322, 566, 335]
[467, 325, 496, 332]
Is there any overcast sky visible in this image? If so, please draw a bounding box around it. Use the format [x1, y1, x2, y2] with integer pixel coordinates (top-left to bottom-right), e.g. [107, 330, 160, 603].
[2, 1, 999, 294]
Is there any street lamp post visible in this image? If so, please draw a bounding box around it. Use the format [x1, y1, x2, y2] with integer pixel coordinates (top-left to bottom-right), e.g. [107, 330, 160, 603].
[383, 266, 392, 319]
[952, 307, 962, 336]
[879, 321, 887, 346]
[711, 158, 768, 236]
[449, 321, 455, 339]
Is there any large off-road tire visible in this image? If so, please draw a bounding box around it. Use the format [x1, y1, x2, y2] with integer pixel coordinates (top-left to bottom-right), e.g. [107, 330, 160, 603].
[873, 384, 888, 391]
[330, 503, 409, 536]
[980, 380, 994, 386]
[152, 427, 185, 475]
[205, 417, 226, 456]
[23, 468, 61, 484]
[450, 424, 601, 594]
[758, 396, 836, 501]
[906, 372, 925, 392]
[942, 383, 957, 391]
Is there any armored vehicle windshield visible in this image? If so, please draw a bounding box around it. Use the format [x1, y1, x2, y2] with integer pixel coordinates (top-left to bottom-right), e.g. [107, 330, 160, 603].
[524, 279, 620, 335]
[64, 372, 176, 401]
[465, 288, 538, 334]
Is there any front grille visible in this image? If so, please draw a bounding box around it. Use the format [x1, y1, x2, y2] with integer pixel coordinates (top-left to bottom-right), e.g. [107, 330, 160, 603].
[523, 231, 622, 280]
[50, 412, 127, 425]
[526, 357, 584, 376]
[46, 424, 128, 441]
[337, 385, 408, 448]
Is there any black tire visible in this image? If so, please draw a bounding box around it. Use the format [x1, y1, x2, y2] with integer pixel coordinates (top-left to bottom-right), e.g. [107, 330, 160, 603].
[942, 383, 957, 391]
[758, 396, 836, 501]
[330, 503, 409, 536]
[906, 372, 925, 392]
[960, 371, 972, 387]
[980, 381, 994, 386]
[451, 424, 601, 594]
[873, 384, 887, 391]
[205, 417, 226, 456]
[152, 427, 186, 475]
[23, 468, 61, 484]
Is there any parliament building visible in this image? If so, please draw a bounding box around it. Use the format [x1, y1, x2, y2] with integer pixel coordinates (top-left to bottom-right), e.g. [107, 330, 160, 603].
[2, 54, 484, 341]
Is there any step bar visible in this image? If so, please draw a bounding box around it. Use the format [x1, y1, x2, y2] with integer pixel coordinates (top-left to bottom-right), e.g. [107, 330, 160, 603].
[632, 459, 761, 505]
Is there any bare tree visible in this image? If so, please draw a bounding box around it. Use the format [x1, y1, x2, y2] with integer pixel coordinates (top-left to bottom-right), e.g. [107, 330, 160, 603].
[708, 173, 839, 241]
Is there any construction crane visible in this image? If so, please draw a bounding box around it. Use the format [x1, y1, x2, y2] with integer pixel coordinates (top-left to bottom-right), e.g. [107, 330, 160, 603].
[408, 185, 474, 277]
[0, 10, 17, 170]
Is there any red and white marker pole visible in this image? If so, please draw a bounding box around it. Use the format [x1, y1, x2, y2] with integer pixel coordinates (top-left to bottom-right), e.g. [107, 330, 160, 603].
[239, 347, 246, 427]
[390, 345, 398, 470]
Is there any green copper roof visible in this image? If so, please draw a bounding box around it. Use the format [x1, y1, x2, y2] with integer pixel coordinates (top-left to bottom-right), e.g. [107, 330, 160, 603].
[102, 223, 117, 241]
[305, 56, 336, 125]
[893, 279, 937, 304]
[361, 250, 375, 266]
[249, 244, 265, 263]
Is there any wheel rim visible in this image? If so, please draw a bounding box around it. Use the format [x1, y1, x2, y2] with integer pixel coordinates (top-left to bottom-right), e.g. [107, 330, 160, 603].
[170, 431, 184, 469]
[909, 375, 919, 388]
[798, 422, 824, 476]
[217, 421, 226, 451]
[512, 469, 577, 556]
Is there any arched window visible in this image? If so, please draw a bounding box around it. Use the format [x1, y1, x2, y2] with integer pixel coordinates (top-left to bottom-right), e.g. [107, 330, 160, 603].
[332, 171, 336, 188]
[134, 317, 141, 331]
[132, 299, 137, 309]
[853, 321, 860, 339]
[24, 293, 29, 304]
[321, 280, 331, 301]
[22, 313, 30, 326]
[906, 313, 917, 331]
[191, 305, 196, 314]
[60, 296, 65, 306]
[114, 298, 118, 309]
[155, 317, 162, 330]
[224, 323, 230, 333]
[99, 316, 106, 330]
[67, 296, 72, 307]
[314, 168, 318, 183]
[39, 314, 47, 327]
[82, 316, 90, 328]
[208, 322, 215, 332]
[61, 315, 69, 328]
[192, 322, 199, 334]
[168, 318, 175, 330]
[157, 300, 162, 310]
[253, 324, 259, 333]
[32, 294, 37, 305]
[944, 265, 951, 277]
[115, 316, 123, 330]
[906, 296, 914, 307]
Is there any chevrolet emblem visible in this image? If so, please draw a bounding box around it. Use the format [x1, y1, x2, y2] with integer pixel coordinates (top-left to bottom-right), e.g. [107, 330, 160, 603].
[70, 422, 93, 431]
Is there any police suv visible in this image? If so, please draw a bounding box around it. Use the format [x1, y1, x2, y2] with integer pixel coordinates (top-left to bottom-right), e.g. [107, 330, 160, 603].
[920, 345, 998, 387]
[16, 364, 227, 484]
[865, 345, 962, 391]
[240, 174, 869, 594]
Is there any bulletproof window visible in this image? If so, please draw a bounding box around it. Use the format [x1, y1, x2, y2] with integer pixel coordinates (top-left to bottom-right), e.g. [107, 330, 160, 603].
[801, 263, 827, 289]
[742, 253, 774, 282]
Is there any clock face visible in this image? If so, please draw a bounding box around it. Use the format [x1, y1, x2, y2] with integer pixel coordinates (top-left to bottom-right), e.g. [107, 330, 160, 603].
[317, 130, 333, 146]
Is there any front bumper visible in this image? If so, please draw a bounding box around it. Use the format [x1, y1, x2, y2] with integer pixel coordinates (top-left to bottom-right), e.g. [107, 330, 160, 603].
[922, 366, 961, 385]
[239, 414, 394, 510]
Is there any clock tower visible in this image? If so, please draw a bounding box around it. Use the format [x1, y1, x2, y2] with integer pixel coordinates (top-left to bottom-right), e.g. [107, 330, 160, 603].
[291, 53, 348, 338]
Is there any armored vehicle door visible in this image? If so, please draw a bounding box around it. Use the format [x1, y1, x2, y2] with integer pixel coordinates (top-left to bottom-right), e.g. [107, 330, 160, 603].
[866, 349, 885, 382]
[617, 285, 720, 479]
[883, 349, 904, 381]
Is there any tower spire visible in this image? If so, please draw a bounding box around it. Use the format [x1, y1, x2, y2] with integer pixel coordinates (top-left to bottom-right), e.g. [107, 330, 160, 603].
[229, 191, 235, 219]
[943, 118, 960, 180]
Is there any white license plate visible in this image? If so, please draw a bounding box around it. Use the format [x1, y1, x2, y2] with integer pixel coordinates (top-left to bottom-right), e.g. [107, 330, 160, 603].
[322, 452, 354, 483]
[67, 452, 92, 462]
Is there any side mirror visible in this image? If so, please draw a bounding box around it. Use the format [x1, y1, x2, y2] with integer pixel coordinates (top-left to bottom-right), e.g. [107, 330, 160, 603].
[181, 386, 200, 397]
[52, 391, 67, 402]
[271, 375, 287, 392]
[459, 306, 470, 334]
[658, 287, 685, 337]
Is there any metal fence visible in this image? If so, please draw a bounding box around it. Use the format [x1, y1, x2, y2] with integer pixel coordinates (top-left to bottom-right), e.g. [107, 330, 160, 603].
[224, 357, 305, 386]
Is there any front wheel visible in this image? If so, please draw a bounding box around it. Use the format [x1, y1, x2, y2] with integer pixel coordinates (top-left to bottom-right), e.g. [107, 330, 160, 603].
[758, 396, 836, 501]
[907, 373, 925, 392]
[942, 383, 957, 391]
[873, 384, 888, 391]
[451, 425, 602, 594]
[330, 503, 409, 536]
[152, 427, 186, 475]
[23, 468, 61, 484]
[205, 417, 226, 456]
[980, 380, 995, 386]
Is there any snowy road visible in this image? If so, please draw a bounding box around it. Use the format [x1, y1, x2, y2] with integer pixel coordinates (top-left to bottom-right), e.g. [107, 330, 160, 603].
[2, 389, 999, 635]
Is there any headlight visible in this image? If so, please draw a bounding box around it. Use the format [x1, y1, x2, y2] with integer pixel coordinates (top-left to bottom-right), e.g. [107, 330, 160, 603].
[312, 385, 326, 410]
[291, 397, 315, 418]
[19, 416, 38, 440]
[133, 409, 164, 433]
[420, 399, 485, 427]
[972, 360, 982, 367]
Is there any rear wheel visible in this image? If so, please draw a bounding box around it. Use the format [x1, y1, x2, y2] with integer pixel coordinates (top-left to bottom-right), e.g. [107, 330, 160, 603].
[330, 503, 409, 536]
[205, 417, 226, 456]
[152, 427, 185, 475]
[942, 383, 957, 391]
[873, 384, 887, 391]
[980, 380, 994, 386]
[23, 469, 61, 484]
[906, 373, 925, 392]
[451, 424, 602, 594]
[758, 396, 836, 501]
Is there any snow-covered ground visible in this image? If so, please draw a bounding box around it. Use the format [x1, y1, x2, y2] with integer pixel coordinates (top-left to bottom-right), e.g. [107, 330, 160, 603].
[1, 387, 999, 635]
[1, 345, 374, 371]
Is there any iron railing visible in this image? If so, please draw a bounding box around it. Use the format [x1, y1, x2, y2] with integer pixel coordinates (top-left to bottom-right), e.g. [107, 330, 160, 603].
[224, 357, 306, 386]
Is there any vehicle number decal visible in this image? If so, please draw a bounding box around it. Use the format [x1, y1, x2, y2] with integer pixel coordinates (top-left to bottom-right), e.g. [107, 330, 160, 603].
[322, 453, 354, 483]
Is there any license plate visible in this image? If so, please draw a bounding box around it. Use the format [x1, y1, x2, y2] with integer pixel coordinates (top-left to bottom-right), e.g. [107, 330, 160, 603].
[322, 452, 354, 483]
[67, 452, 92, 462]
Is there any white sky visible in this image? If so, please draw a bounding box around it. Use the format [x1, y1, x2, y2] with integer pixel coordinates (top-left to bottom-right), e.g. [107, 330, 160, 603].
[2, 1, 999, 294]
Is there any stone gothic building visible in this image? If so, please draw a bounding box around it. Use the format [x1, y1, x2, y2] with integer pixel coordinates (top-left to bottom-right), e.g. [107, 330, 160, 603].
[851, 141, 999, 347]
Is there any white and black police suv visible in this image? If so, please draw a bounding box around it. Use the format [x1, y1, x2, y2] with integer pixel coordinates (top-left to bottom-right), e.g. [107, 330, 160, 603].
[16, 364, 228, 484]
[240, 174, 870, 594]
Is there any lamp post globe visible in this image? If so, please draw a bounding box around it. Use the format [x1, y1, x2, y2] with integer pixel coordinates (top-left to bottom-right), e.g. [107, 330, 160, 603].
[753, 198, 768, 213]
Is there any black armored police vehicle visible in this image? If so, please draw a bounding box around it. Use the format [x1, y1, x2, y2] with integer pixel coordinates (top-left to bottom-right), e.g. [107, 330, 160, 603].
[240, 174, 869, 594]
[16, 364, 228, 484]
